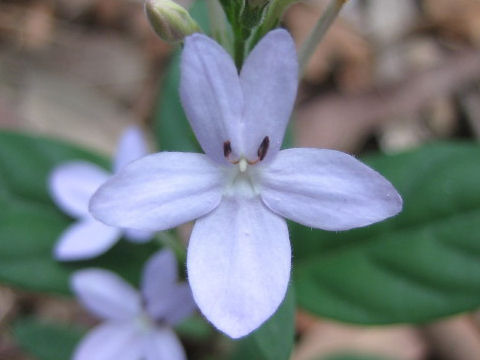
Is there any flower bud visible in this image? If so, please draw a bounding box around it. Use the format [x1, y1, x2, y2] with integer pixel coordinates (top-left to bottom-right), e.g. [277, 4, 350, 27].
[145, 0, 201, 43]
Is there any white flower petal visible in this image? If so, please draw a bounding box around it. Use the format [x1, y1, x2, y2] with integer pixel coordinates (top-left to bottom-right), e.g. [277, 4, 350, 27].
[142, 250, 195, 325]
[162, 285, 196, 325]
[124, 228, 153, 243]
[54, 219, 121, 261]
[187, 197, 291, 338]
[114, 125, 149, 173]
[90, 152, 224, 231]
[141, 249, 178, 305]
[143, 327, 186, 360]
[71, 269, 141, 320]
[73, 322, 143, 360]
[260, 148, 403, 231]
[147, 284, 196, 326]
[180, 34, 244, 164]
[49, 162, 110, 218]
[240, 29, 298, 163]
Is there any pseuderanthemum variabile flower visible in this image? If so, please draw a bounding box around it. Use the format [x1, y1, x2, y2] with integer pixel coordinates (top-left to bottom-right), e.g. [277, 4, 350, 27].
[89, 29, 402, 338]
[49, 125, 153, 261]
[71, 249, 195, 360]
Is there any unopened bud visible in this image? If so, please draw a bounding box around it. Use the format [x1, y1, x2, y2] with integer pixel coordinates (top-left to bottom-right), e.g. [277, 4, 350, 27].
[145, 0, 201, 43]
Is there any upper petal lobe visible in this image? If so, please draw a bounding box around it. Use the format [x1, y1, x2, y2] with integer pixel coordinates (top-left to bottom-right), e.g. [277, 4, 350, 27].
[240, 29, 298, 162]
[141, 249, 178, 302]
[146, 283, 196, 326]
[113, 125, 149, 173]
[180, 34, 244, 164]
[142, 250, 195, 325]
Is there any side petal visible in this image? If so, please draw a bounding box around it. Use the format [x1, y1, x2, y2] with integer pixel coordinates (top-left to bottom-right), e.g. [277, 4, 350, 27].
[260, 148, 403, 231]
[71, 269, 141, 320]
[147, 284, 196, 326]
[90, 152, 225, 231]
[180, 33, 244, 164]
[142, 250, 196, 325]
[141, 249, 178, 305]
[187, 197, 291, 338]
[49, 162, 110, 218]
[240, 29, 298, 163]
[73, 322, 143, 360]
[54, 219, 121, 261]
[143, 328, 186, 360]
[113, 125, 149, 173]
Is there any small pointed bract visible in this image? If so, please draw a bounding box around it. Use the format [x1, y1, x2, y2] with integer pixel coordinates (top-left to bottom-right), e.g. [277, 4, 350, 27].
[90, 29, 403, 338]
[49, 125, 153, 261]
[71, 249, 195, 360]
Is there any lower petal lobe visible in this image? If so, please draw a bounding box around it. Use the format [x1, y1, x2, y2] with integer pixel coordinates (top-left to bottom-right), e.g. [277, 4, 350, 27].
[187, 196, 291, 338]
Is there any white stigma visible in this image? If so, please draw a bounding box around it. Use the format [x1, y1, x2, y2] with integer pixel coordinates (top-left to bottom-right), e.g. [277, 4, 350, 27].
[135, 311, 154, 333]
[239, 158, 248, 173]
[224, 157, 260, 198]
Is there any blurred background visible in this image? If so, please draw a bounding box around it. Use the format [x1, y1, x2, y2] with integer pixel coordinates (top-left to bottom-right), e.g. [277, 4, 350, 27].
[1, 0, 480, 359]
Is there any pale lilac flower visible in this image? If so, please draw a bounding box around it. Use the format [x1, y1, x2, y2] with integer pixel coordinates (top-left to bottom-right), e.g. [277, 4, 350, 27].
[49, 125, 153, 261]
[71, 249, 195, 360]
[89, 29, 402, 338]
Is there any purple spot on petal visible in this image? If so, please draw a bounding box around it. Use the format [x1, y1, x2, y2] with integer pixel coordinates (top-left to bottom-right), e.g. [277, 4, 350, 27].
[257, 136, 269, 161]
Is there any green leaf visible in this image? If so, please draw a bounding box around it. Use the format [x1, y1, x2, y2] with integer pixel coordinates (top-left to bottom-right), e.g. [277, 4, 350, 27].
[241, 2, 269, 30]
[153, 0, 210, 153]
[250, 0, 297, 50]
[230, 285, 295, 360]
[191, 0, 211, 34]
[154, 51, 202, 153]
[13, 318, 84, 360]
[218, 0, 243, 27]
[293, 142, 480, 324]
[175, 315, 213, 341]
[0, 131, 157, 294]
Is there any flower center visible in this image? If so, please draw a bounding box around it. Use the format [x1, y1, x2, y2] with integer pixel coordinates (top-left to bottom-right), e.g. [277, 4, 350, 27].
[223, 136, 270, 166]
[238, 158, 248, 173]
[224, 158, 260, 198]
[222, 136, 270, 198]
[134, 311, 155, 333]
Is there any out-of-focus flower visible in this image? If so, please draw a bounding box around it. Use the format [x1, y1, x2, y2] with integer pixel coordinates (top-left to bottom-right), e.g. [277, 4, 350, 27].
[49, 125, 153, 261]
[71, 249, 195, 360]
[90, 29, 402, 338]
[145, 0, 201, 43]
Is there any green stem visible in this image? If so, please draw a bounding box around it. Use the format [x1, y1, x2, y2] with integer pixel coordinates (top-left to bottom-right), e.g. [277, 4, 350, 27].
[298, 0, 348, 77]
[206, 0, 229, 47]
[234, 29, 247, 69]
[156, 231, 186, 263]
